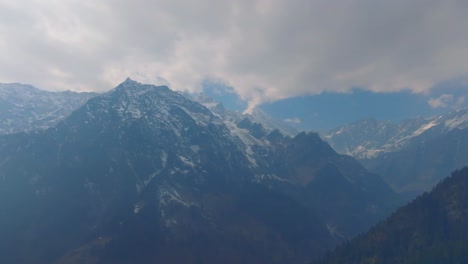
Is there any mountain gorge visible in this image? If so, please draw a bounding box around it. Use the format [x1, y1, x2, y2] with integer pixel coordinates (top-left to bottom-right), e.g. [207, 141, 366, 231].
[0, 79, 398, 263]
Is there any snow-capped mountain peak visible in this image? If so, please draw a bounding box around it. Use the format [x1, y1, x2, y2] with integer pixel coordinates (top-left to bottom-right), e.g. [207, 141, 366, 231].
[323, 107, 468, 159]
[0, 82, 97, 134]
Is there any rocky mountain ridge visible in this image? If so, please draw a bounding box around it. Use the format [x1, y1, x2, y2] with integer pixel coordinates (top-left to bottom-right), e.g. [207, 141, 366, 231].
[0, 79, 398, 263]
[0, 82, 97, 134]
[323, 109, 468, 159]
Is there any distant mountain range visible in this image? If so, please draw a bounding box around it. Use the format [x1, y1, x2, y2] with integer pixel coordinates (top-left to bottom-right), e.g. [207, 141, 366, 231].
[363, 127, 468, 199]
[0, 83, 97, 134]
[323, 110, 468, 199]
[318, 166, 468, 264]
[0, 79, 398, 263]
[323, 109, 468, 159]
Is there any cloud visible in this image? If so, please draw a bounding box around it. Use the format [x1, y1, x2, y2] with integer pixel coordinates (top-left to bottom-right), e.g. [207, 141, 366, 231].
[456, 96, 465, 108]
[428, 94, 465, 109]
[283, 117, 301, 124]
[428, 94, 454, 108]
[1, 1, 468, 108]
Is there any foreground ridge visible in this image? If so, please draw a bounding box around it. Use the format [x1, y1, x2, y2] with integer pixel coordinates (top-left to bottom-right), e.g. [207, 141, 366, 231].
[318, 166, 468, 264]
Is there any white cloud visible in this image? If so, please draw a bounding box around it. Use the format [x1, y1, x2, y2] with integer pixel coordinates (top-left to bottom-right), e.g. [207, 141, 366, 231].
[1, 0, 468, 108]
[428, 94, 466, 109]
[428, 94, 454, 108]
[283, 117, 301, 124]
[455, 96, 465, 108]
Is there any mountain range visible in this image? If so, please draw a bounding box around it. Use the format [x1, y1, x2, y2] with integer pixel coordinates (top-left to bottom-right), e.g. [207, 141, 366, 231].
[323, 110, 468, 199]
[0, 79, 399, 263]
[323, 109, 468, 159]
[0, 83, 97, 135]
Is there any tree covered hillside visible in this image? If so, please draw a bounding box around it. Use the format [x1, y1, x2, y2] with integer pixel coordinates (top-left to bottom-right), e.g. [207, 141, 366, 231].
[318, 166, 468, 264]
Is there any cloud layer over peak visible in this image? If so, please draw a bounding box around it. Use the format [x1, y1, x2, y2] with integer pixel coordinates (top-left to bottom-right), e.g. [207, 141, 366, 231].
[1, 0, 468, 109]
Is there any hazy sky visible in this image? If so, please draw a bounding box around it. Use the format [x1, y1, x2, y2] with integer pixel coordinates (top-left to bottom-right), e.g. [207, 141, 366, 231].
[1, 0, 468, 111]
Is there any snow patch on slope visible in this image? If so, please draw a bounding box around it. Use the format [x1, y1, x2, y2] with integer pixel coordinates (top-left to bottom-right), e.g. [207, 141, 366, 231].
[411, 121, 439, 137]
